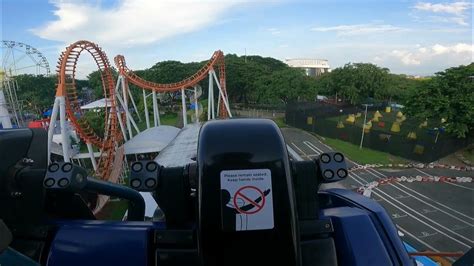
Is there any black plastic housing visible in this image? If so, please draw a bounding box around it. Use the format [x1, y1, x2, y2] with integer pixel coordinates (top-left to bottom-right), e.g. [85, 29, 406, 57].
[44, 162, 87, 191]
[197, 119, 300, 266]
[316, 152, 348, 183]
[129, 160, 159, 191]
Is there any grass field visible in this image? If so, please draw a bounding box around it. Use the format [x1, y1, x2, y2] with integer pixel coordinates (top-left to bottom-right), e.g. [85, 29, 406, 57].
[461, 148, 474, 162]
[272, 115, 409, 164]
[321, 136, 409, 164]
[96, 200, 128, 220]
[136, 112, 180, 130]
[96, 200, 128, 221]
[272, 117, 287, 128]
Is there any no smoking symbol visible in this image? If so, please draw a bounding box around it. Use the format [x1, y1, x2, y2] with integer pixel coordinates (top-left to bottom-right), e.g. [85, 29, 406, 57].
[233, 185, 265, 214]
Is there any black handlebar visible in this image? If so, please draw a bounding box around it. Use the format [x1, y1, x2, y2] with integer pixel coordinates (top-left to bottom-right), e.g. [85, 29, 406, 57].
[44, 162, 146, 221]
[85, 177, 145, 221]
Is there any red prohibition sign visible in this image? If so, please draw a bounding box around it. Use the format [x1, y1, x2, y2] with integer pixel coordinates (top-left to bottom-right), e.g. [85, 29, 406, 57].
[233, 185, 265, 214]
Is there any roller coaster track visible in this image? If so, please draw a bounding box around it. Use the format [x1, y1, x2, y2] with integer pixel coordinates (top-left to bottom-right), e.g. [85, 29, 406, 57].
[56, 40, 122, 180]
[115, 50, 229, 118]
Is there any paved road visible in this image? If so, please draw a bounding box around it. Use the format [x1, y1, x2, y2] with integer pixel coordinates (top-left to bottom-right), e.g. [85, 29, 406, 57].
[281, 127, 474, 259]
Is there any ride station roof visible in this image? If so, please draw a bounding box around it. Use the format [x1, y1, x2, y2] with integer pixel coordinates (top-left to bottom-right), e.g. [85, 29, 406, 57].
[124, 126, 180, 155]
[154, 123, 201, 167]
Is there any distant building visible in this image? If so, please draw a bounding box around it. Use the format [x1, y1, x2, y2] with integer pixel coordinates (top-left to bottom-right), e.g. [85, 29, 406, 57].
[285, 59, 330, 77]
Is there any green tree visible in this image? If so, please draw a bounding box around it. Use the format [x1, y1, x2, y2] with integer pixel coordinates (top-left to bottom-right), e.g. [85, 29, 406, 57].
[404, 63, 474, 138]
[14, 74, 56, 116]
[225, 54, 287, 103]
[315, 63, 391, 104]
[87, 68, 118, 99]
[253, 68, 316, 104]
[382, 74, 423, 103]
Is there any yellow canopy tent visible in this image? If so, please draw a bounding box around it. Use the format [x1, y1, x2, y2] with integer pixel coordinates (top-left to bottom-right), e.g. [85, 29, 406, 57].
[407, 132, 417, 140]
[346, 114, 355, 123]
[419, 120, 428, 128]
[337, 121, 345, 128]
[363, 120, 372, 133]
[391, 121, 401, 133]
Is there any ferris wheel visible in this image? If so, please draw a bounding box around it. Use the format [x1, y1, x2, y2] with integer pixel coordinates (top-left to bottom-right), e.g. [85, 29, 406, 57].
[1, 40, 51, 76]
[0, 41, 51, 128]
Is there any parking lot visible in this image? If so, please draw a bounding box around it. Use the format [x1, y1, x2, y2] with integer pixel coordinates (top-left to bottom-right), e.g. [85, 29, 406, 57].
[281, 127, 474, 259]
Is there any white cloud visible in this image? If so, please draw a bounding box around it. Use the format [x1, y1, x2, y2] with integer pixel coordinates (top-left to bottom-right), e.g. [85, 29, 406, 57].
[432, 43, 473, 54]
[391, 50, 421, 65]
[390, 43, 473, 65]
[414, 2, 471, 15]
[267, 28, 281, 35]
[451, 16, 469, 26]
[412, 1, 471, 25]
[311, 23, 405, 36]
[32, 0, 251, 48]
[372, 56, 382, 62]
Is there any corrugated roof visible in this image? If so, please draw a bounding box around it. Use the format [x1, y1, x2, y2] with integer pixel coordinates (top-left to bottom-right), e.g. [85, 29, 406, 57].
[154, 123, 201, 167]
[124, 125, 180, 155]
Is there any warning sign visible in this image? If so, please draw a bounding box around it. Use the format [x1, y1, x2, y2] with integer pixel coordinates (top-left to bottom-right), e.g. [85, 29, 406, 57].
[220, 169, 273, 231]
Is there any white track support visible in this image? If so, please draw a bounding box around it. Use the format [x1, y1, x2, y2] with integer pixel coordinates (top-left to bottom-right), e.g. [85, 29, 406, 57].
[116, 92, 140, 134]
[58, 96, 70, 162]
[5, 81, 20, 126]
[210, 73, 215, 119]
[211, 85, 215, 119]
[86, 142, 97, 171]
[105, 107, 112, 138]
[47, 97, 60, 162]
[181, 88, 187, 126]
[211, 70, 232, 117]
[143, 90, 150, 129]
[117, 108, 127, 141]
[207, 71, 213, 120]
[127, 86, 141, 122]
[0, 89, 12, 128]
[217, 89, 221, 117]
[152, 91, 160, 126]
[13, 80, 24, 126]
[155, 94, 161, 126]
[114, 76, 128, 140]
[194, 86, 199, 122]
[120, 76, 133, 139]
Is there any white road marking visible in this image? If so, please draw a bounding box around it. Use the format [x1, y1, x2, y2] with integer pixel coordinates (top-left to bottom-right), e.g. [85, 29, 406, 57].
[418, 231, 438, 238]
[303, 141, 324, 154]
[299, 130, 333, 150]
[291, 142, 312, 160]
[286, 145, 303, 161]
[397, 225, 440, 253]
[367, 168, 474, 224]
[351, 172, 472, 248]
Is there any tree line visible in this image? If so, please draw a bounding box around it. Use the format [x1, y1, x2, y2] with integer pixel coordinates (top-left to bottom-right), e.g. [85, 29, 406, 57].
[12, 54, 473, 138]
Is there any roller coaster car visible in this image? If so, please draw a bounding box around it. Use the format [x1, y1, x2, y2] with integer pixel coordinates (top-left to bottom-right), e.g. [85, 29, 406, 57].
[0, 119, 414, 266]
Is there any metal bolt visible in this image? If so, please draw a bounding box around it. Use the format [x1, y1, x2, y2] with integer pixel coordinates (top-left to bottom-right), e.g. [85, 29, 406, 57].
[76, 173, 84, 183]
[10, 191, 22, 197]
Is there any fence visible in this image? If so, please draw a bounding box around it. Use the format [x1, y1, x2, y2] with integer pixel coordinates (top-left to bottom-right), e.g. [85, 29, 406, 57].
[286, 102, 471, 163]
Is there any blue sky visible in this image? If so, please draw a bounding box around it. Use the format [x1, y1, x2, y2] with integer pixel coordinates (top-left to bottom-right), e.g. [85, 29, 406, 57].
[1, 0, 472, 78]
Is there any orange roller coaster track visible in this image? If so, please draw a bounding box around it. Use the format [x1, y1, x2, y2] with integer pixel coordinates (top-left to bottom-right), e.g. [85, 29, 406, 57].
[54, 40, 122, 180]
[115, 50, 229, 118]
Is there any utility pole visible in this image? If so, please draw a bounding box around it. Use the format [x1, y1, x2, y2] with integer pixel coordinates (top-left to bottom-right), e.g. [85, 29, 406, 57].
[359, 104, 368, 149]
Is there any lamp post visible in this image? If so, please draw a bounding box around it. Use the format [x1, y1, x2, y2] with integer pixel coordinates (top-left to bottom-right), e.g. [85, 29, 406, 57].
[359, 104, 368, 149]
